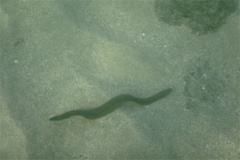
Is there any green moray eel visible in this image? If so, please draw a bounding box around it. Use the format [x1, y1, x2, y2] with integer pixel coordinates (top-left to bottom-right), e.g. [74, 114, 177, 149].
[49, 88, 172, 121]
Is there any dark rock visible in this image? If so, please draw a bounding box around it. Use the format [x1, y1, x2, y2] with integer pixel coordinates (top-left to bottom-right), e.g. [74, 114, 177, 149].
[155, 0, 239, 35]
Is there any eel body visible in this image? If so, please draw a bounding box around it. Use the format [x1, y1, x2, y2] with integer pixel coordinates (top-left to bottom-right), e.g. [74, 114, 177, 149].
[49, 88, 172, 121]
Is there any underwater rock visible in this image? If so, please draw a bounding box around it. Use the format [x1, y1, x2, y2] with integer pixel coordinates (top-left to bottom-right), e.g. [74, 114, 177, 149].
[155, 0, 239, 35]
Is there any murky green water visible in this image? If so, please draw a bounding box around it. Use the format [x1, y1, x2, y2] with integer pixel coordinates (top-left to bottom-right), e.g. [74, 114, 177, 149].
[0, 0, 239, 159]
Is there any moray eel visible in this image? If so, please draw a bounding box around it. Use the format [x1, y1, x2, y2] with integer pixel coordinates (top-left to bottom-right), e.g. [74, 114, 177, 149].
[49, 88, 172, 121]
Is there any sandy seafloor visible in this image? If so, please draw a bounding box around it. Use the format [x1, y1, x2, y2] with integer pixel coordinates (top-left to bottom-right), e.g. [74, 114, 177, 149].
[0, 0, 239, 159]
